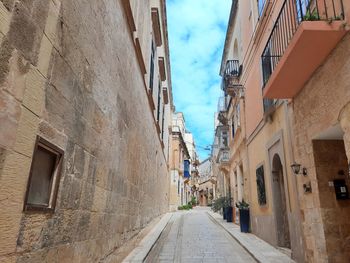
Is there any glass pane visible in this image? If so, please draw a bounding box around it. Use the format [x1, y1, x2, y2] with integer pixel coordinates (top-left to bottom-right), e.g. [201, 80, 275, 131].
[256, 166, 267, 205]
[27, 146, 57, 206]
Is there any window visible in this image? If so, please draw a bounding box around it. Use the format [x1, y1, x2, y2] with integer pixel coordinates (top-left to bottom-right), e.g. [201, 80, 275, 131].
[262, 46, 273, 86]
[161, 104, 165, 140]
[222, 131, 228, 147]
[157, 80, 161, 122]
[232, 117, 235, 138]
[149, 41, 156, 94]
[256, 165, 267, 206]
[24, 137, 64, 212]
[236, 104, 241, 127]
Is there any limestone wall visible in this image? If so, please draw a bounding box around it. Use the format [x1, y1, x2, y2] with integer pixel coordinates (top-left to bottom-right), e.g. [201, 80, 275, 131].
[0, 0, 172, 262]
[293, 33, 350, 263]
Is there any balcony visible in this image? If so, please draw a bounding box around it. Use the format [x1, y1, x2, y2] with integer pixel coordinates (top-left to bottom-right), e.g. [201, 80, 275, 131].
[217, 96, 231, 125]
[262, 0, 348, 99]
[222, 60, 243, 97]
[217, 148, 230, 166]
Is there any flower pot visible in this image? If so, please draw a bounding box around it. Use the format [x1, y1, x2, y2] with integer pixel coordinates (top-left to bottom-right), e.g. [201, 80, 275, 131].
[239, 208, 250, 233]
[223, 207, 227, 220]
[226, 206, 233, 223]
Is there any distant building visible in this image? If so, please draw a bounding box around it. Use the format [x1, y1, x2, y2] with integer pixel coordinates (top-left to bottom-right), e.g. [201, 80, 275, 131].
[169, 112, 198, 210]
[198, 158, 216, 206]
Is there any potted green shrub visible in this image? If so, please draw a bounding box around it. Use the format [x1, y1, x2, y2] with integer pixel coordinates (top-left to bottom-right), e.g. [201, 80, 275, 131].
[224, 196, 233, 223]
[236, 200, 250, 233]
[303, 9, 319, 21]
[211, 197, 226, 219]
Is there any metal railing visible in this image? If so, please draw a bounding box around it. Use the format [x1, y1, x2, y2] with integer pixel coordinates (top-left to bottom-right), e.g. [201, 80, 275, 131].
[222, 60, 241, 92]
[224, 60, 240, 77]
[262, 0, 345, 87]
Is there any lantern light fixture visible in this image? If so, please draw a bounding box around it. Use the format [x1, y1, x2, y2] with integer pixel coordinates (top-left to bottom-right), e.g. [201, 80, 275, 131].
[291, 163, 307, 176]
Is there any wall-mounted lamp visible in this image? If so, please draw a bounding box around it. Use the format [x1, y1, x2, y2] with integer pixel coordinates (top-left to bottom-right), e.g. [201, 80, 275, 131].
[291, 163, 307, 176]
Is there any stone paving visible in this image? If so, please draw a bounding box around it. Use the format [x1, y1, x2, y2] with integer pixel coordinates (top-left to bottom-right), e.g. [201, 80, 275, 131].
[145, 208, 256, 263]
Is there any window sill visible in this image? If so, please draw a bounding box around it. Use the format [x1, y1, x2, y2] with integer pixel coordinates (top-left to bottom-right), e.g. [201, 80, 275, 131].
[24, 204, 55, 213]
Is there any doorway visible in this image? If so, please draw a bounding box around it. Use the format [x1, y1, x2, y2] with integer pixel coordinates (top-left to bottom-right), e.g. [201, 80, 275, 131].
[272, 154, 291, 248]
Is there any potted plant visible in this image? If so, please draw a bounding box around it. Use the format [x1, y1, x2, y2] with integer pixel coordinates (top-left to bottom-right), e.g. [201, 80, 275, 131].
[236, 200, 250, 233]
[224, 196, 233, 223]
[303, 9, 319, 21]
[211, 196, 226, 219]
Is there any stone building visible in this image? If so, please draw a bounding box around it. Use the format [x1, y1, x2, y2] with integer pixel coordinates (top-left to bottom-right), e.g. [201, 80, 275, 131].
[169, 112, 191, 210]
[198, 158, 216, 206]
[211, 111, 228, 200]
[184, 132, 200, 203]
[214, 0, 350, 262]
[0, 0, 173, 262]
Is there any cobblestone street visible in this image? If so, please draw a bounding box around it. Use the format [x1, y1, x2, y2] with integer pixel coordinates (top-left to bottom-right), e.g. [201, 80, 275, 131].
[145, 208, 256, 263]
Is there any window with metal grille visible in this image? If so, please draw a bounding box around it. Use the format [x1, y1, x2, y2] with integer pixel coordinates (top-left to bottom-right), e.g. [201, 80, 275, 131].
[256, 165, 267, 206]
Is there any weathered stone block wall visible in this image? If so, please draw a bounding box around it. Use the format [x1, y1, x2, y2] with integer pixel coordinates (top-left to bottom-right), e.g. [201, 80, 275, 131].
[0, 0, 171, 262]
[293, 32, 350, 263]
[312, 140, 350, 262]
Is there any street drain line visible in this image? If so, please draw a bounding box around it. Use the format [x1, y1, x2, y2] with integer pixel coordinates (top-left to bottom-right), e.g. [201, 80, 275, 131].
[144, 215, 176, 262]
[174, 214, 184, 263]
[206, 212, 259, 263]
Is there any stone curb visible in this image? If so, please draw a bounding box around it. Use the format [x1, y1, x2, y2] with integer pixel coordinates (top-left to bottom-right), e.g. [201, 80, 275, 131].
[207, 211, 296, 263]
[122, 213, 173, 263]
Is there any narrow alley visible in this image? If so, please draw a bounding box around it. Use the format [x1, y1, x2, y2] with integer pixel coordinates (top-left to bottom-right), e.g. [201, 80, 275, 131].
[0, 0, 349, 262]
[145, 208, 255, 263]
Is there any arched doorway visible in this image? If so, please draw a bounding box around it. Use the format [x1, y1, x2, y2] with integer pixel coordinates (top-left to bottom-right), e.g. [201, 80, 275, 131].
[272, 154, 291, 248]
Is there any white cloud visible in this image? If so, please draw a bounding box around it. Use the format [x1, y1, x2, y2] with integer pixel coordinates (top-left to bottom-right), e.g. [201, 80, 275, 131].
[167, 0, 231, 160]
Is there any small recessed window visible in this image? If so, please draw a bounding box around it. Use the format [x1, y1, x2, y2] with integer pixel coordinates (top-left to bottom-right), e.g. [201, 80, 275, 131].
[24, 137, 64, 212]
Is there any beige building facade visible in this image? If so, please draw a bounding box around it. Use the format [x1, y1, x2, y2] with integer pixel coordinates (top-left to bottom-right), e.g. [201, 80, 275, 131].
[214, 0, 350, 262]
[169, 112, 194, 210]
[198, 158, 216, 206]
[0, 0, 173, 262]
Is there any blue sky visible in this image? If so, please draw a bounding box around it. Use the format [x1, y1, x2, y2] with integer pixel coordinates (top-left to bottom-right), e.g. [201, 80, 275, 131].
[166, 0, 232, 160]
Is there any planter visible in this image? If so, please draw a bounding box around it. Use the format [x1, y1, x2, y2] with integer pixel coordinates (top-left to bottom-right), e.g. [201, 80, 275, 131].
[226, 206, 233, 223]
[239, 208, 250, 233]
[223, 207, 227, 220]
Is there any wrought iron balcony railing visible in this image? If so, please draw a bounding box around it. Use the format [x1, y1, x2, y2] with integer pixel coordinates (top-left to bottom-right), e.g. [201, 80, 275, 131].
[222, 60, 243, 97]
[262, 0, 345, 87]
[224, 60, 240, 77]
